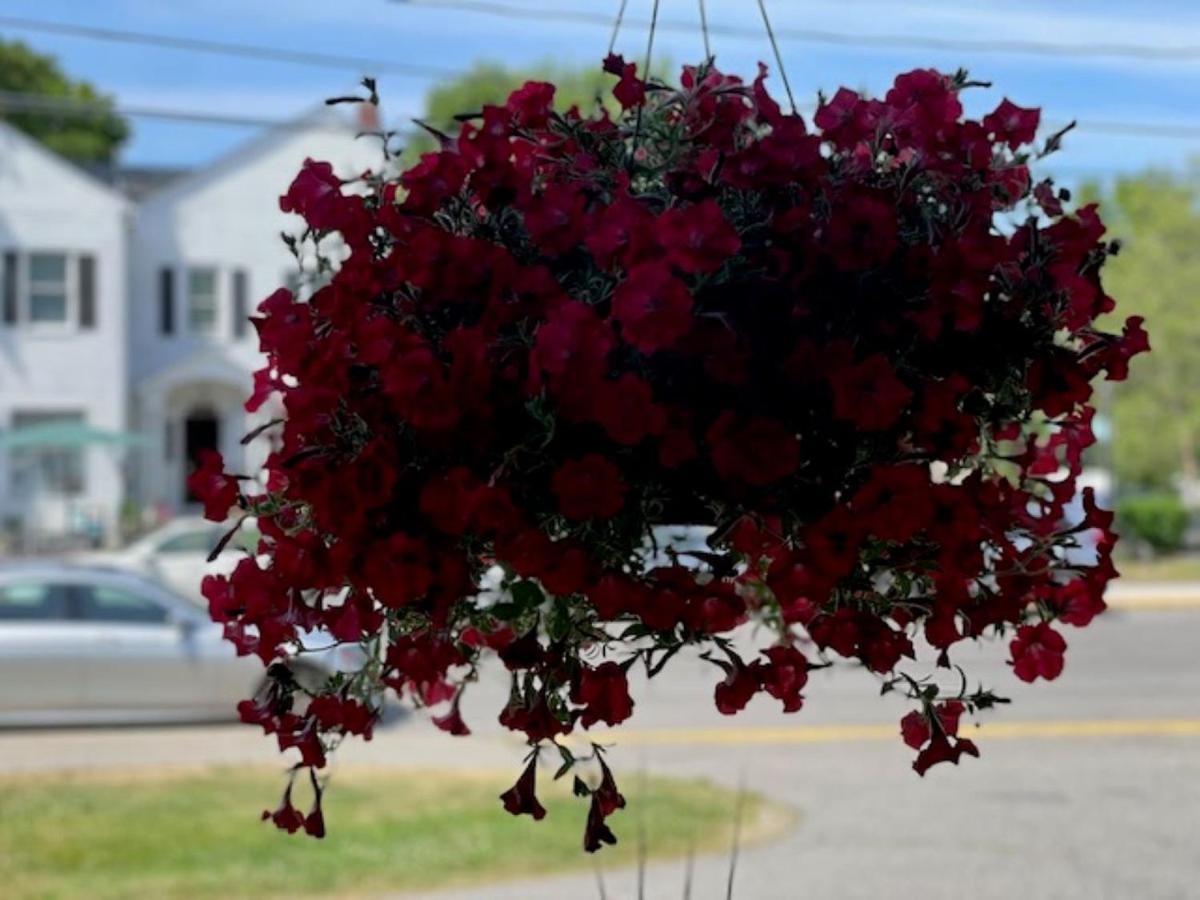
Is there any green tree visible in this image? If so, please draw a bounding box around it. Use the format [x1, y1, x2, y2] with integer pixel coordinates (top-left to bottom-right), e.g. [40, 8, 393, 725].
[0, 38, 128, 164]
[407, 59, 666, 157]
[1089, 168, 1200, 489]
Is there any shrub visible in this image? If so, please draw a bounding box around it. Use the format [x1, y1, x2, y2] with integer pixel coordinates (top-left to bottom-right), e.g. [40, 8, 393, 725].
[1117, 493, 1187, 554]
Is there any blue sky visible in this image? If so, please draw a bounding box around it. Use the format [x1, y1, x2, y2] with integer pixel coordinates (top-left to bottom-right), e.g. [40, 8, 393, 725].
[2, 0, 1199, 185]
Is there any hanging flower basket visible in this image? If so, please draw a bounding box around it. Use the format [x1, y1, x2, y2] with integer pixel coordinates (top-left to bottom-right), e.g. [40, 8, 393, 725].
[192, 58, 1147, 849]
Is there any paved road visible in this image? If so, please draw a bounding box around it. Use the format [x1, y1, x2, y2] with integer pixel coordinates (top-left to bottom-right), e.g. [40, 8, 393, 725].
[1, 606, 1197, 899]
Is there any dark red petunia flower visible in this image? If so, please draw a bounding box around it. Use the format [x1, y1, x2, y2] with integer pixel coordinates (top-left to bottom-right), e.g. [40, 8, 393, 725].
[431, 695, 471, 736]
[187, 450, 239, 522]
[658, 200, 741, 274]
[594, 754, 626, 817]
[279, 158, 361, 231]
[714, 656, 760, 715]
[706, 412, 800, 486]
[506, 80, 556, 128]
[755, 646, 809, 713]
[612, 62, 646, 109]
[572, 661, 635, 728]
[500, 756, 547, 820]
[984, 98, 1041, 149]
[592, 374, 666, 445]
[913, 732, 980, 776]
[551, 455, 627, 520]
[1009, 622, 1067, 682]
[611, 264, 694, 353]
[830, 354, 913, 431]
[583, 793, 619, 852]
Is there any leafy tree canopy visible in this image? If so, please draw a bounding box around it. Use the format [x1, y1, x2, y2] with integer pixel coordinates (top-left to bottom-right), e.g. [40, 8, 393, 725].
[406, 59, 667, 157]
[1087, 167, 1200, 489]
[0, 38, 129, 165]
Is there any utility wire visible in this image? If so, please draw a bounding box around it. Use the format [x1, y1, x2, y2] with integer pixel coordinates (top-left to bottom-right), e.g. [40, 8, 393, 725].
[0, 90, 293, 128]
[394, 0, 1200, 63]
[0, 90, 420, 130]
[0, 14, 460, 79]
[0, 88, 1197, 144]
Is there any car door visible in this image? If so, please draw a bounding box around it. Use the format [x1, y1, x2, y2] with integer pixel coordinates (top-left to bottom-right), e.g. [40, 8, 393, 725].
[72, 578, 220, 711]
[0, 579, 87, 715]
[145, 526, 225, 603]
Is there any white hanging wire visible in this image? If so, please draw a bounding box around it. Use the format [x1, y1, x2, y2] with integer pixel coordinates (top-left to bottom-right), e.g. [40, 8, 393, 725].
[756, 0, 798, 114]
[607, 0, 629, 56]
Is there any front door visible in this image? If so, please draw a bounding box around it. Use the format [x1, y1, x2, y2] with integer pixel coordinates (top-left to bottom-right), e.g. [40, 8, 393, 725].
[183, 411, 219, 504]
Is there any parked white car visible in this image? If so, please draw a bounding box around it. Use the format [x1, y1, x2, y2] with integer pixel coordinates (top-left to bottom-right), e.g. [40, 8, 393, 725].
[0, 562, 360, 726]
[77, 517, 258, 605]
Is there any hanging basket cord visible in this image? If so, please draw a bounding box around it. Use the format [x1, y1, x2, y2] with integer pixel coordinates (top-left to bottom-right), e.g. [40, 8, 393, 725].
[631, 0, 661, 156]
[756, 0, 798, 114]
[608, 0, 797, 116]
[698, 0, 712, 62]
[607, 0, 629, 57]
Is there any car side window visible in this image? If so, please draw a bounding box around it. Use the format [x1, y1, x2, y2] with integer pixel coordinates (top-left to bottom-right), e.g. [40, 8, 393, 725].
[0, 582, 69, 621]
[158, 529, 223, 554]
[75, 584, 169, 625]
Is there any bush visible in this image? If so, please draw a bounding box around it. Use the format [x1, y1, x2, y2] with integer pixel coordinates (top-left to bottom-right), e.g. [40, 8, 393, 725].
[1117, 493, 1188, 554]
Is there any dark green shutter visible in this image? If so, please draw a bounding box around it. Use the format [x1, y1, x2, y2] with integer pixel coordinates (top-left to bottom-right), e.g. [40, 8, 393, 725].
[2, 251, 16, 325]
[79, 255, 96, 328]
[232, 269, 248, 339]
[159, 267, 175, 334]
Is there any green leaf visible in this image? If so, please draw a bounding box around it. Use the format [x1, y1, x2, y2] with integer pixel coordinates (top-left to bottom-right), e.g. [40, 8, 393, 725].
[509, 580, 546, 612]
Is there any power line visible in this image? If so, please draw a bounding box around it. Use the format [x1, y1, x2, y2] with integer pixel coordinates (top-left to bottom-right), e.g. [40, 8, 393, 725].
[2, 88, 1199, 145]
[0, 91, 1165, 181]
[0, 14, 459, 79]
[0, 90, 421, 131]
[394, 0, 1200, 63]
[0, 90, 294, 129]
[1061, 118, 1200, 140]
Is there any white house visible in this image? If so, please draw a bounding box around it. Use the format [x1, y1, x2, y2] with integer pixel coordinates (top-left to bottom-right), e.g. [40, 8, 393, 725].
[0, 110, 383, 548]
[0, 120, 129, 546]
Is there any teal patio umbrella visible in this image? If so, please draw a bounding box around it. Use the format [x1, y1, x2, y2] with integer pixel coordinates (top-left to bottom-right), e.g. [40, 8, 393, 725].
[0, 422, 146, 450]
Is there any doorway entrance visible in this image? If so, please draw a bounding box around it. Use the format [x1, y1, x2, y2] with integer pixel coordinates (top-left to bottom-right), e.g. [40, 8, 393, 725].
[183, 411, 219, 504]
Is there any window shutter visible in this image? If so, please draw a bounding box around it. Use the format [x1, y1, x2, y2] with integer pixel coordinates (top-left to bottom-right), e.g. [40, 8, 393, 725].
[2, 251, 16, 325]
[232, 268, 248, 339]
[79, 255, 96, 329]
[159, 267, 175, 335]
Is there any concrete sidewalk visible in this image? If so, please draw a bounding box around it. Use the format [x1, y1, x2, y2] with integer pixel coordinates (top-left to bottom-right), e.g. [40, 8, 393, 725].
[1106, 579, 1200, 610]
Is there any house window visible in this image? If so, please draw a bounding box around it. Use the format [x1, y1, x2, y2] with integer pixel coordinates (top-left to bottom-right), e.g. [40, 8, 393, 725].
[187, 268, 218, 334]
[28, 253, 69, 324]
[9, 411, 86, 497]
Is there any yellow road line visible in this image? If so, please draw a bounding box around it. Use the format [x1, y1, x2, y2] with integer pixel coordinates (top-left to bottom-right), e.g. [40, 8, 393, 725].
[583, 718, 1200, 747]
[1107, 595, 1200, 611]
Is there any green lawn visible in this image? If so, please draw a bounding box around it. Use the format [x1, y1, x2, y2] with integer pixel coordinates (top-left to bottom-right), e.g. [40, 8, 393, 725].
[0, 766, 779, 899]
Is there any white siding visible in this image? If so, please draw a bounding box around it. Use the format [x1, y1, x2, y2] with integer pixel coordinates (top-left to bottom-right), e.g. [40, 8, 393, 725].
[0, 123, 129, 541]
[128, 119, 381, 514]
[130, 121, 383, 382]
[0, 114, 381, 540]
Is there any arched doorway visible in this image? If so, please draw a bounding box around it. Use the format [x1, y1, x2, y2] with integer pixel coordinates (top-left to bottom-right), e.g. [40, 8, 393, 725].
[183, 408, 220, 503]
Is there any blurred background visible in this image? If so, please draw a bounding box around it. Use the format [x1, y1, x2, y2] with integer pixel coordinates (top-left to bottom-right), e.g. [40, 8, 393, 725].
[0, 3, 1196, 898]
